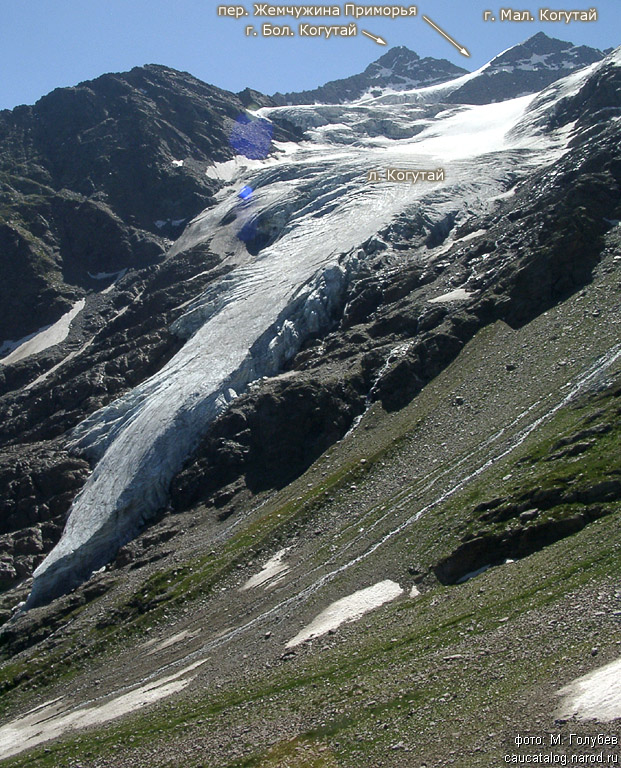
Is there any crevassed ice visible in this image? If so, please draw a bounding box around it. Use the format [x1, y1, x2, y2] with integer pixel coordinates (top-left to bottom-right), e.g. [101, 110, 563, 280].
[27, 77, 579, 608]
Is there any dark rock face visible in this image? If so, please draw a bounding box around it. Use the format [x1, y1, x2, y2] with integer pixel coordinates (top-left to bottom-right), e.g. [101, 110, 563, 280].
[237, 88, 277, 109]
[433, 379, 621, 587]
[0, 444, 90, 590]
[273, 46, 467, 105]
[0, 65, 299, 342]
[447, 33, 604, 105]
[0, 243, 233, 449]
[435, 485, 617, 586]
[0, 445, 89, 536]
[537, 49, 621, 136]
[171, 376, 366, 510]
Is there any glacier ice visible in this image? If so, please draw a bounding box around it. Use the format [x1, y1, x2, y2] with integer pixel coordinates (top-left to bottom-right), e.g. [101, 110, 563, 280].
[26, 61, 599, 608]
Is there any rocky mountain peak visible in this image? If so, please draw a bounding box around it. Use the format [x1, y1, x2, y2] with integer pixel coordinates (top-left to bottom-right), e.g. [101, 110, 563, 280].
[272, 46, 466, 105]
[523, 30, 570, 52]
[491, 30, 603, 69]
[368, 45, 421, 71]
[446, 32, 604, 104]
[0, 64, 302, 343]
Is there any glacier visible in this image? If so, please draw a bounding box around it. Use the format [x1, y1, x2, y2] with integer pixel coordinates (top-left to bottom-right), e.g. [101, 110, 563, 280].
[25, 58, 603, 609]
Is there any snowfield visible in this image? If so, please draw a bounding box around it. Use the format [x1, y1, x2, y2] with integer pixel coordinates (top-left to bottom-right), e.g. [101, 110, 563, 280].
[0, 299, 85, 366]
[0, 661, 205, 761]
[26, 55, 608, 609]
[241, 549, 290, 591]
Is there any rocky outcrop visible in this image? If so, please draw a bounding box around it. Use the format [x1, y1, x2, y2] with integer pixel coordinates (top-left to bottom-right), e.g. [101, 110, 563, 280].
[0, 444, 90, 591]
[171, 375, 366, 510]
[273, 46, 467, 104]
[0, 65, 300, 342]
[434, 498, 614, 585]
[434, 386, 621, 586]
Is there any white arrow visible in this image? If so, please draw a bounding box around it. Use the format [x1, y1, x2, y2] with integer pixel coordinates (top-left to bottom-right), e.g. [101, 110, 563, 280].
[362, 30, 387, 46]
[422, 15, 471, 57]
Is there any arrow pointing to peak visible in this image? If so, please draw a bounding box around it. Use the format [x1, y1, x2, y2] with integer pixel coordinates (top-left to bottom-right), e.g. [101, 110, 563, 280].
[362, 30, 387, 46]
[422, 15, 471, 57]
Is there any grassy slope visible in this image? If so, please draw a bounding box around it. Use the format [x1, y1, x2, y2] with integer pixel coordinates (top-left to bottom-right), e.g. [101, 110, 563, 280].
[4, 378, 619, 768]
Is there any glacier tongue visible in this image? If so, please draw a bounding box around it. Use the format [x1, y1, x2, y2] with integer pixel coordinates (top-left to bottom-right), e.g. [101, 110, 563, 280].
[26, 253, 359, 608]
[27, 88, 565, 608]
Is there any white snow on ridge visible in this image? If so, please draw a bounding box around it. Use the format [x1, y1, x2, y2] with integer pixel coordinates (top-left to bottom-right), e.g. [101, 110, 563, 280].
[205, 144, 299, 182]
[28, 71, 588, 608]
[356, 64, 483, 106]
[355, 45, 615, 109]
[0, 299, 85, 367]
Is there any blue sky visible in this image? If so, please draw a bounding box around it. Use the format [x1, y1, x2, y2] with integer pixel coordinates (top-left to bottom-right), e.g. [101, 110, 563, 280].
[0, 0, 618, 110]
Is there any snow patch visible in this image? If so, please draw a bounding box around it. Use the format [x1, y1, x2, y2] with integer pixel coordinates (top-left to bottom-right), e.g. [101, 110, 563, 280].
[456, 564, 491, 583]
[488, 187, 517, 202]
[0, 300, 85, 366]
[556, 657, 621, 723]
[155, 219, 186, 229]
[205, 152, 288, 181]
[101, 269, 128, 295]
[459, 229, 488, 243]
[88, 270, 123, 280]
[286, 580, 403, 647]
[432, 229, 487, 257]
[429, 288, 472, 304]
[25, 338, 93, 391]
[146, 629, 195, 655]
[241, 549, 290, 591]
[87, 269, 127, 295]
[0, 661, 204, 760]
